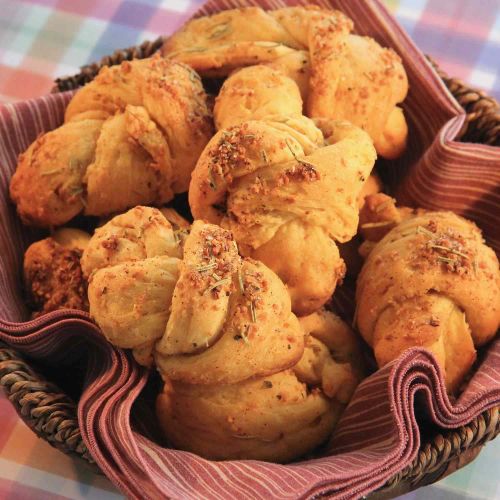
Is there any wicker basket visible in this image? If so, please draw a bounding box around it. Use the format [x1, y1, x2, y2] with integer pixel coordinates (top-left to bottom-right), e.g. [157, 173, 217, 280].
[1, 37, 499, 498]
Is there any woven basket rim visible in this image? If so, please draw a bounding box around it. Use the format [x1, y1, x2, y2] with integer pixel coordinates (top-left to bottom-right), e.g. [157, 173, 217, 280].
[1, 34, 499, 498]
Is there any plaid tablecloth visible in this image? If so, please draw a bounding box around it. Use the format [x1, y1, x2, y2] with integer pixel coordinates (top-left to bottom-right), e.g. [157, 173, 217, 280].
[0, 0, 499, 499]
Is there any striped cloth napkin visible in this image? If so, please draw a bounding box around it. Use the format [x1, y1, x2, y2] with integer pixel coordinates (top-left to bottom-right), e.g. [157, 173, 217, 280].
[0, 0, 498, 498]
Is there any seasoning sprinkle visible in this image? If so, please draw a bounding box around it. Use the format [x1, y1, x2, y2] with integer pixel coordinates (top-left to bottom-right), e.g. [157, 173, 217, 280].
[261, 150, 269, 163]
[263, 380, 273, 389]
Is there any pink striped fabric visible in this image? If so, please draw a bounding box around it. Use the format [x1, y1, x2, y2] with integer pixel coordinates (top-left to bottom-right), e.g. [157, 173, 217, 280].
[0, 0, 498, 499]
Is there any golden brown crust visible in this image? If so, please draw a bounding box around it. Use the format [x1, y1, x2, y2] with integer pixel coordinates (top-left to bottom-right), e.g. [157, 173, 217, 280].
[156, 309, 363, 463]
[307, 21, 408, 159]
[24, 228, 91, 316]
[10, 120, 102, 227]
[190, 109, 376, 314]
[164, 5, 408, 158]
[162, 6, 335, 77]
[11, 57, 213, 227]
[156, 370, 341, 463]
[356, 211, 500, 392]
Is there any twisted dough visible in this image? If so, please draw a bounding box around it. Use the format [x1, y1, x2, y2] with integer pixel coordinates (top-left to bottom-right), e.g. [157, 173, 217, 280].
[24, 228, 91, 316]
[157, 308, 362, 462]
[190, 65, 376, 315]
[356, 211, 500, 392]
[10, 57, 213, 227]
[82, 206, 362, 462]
[163, 6, 408, 158]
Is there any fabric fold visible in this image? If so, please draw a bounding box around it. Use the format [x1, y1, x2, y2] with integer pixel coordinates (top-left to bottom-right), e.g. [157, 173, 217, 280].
[0, 0, 499, 498]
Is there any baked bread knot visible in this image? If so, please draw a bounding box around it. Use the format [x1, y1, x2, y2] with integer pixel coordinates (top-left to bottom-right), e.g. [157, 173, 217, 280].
[164, 6, 408, 158]
[10, 57, 213, 227]
[157, 309, 363, 462]
[356, 211, 500, 392]
[162, 6, 337, 77]
[82, 206, 363, 462]
[24, 228, 91, 317]
[190, 67, 376, 315]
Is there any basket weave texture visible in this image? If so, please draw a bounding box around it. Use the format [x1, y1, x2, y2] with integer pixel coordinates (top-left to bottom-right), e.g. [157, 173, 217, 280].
[1, 36, 498, 497]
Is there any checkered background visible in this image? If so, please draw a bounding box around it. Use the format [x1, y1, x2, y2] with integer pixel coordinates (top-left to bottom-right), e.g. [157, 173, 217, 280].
[0, 1, 499, 499]
[0, 0, 498, 103]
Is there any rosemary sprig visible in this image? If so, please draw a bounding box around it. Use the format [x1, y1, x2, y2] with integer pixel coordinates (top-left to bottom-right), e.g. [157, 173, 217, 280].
[254, 42, 284, 48]
[429, 244, 469, 259]
[208, 22, 232, 40]
[261, 150, 269, 163]
[250, 301, 257, 323]
[284, 139, 316, 169]
[69, 186, 83, 196]
[205, 277, 231, 294]
[41, 168, 63, 176]
[196, 262, 217, 272]
[437, 256, 455, 264]
[360, 221, 394, 229]
[241, 324, 250, 344]
[238, 269, 245, 293]
[208, 168, 217, 190]
[168, 47, 207, 58]
[416, 226, 435, 238]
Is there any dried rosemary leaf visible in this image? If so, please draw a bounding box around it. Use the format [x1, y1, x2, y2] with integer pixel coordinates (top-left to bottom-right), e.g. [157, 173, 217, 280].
[261, 150, 269, 163]
[241, 324, 250, 344]
[416, 226, 435, 238]
[208, 169, 217, 190]
[429, 244, 469, 260]
[208, 22, 232, 40]
[40, 168, 63, 176]
[360, 221, 394, 229]
[250, 301, 257, 323]
[238, 269, 245, 294]
[205, 277, 231, 294]
[437, 256, 455, 264]
[196, 262, 217, 272]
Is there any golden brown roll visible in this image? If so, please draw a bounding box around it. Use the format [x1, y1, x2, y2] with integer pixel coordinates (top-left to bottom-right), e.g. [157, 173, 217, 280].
[156, 309, 362, 462]
[356, 211, 500, 392]
[190, 67, 376, 315]
[162, 6, 336, 77]
[24, 228, 91, 316]
[83, 206, 363, 462]
[307, 16, 408, 159]
[164, 5, 408, 159]
[10, 57, 213, 227]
